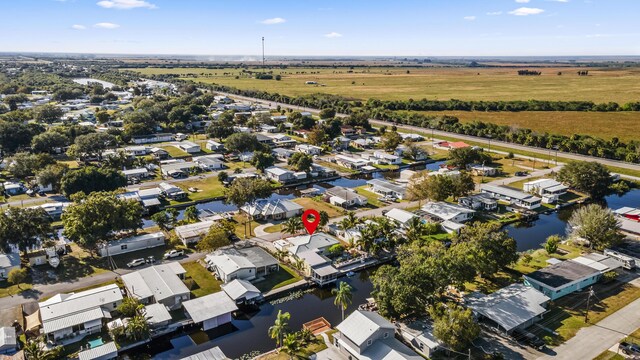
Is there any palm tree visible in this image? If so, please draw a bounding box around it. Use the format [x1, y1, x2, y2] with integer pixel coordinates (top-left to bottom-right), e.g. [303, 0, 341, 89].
[340, 211, 360, 231]
[282, 217, 303, 236]
[23, 338, 59, 360]
[184, 206, 199, 224]
[125, 315, 150, 341]
[358, 224, 378, 253]
[281, 333, 300, 359]
[318, 210, 330, 228]
[375, 217, 397, 249]
[332, 281, 353, 321]
[405, 216, 426, 244]
[268, 310, 291, 348]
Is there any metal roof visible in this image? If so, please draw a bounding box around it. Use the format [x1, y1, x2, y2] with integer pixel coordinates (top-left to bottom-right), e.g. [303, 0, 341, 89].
[78, 341, 118, 360]
[367, 179, 407, 195]
[122, 263, 189, 302]
[175, 220, 215, 240]
[385, 208, 417, 224]
[0, 327, 16, 349]
[183, 292, 238, 323]
[524, 260, 600, 289]
[144, 303, 172, 325]
[286, 233, 340, 256]
[221, 279, 261, 301]
[421, 202, 474, 221]
[325, 186, 366, 202]
[207, 254, 255, 275]
[0, 252, 20, 269]
[481, 184, 540, 202]
[336, 310, 395, 347]
[466, 283, 549, 332]
[39, 284, 122, 332]
[180, 346, 228, 360]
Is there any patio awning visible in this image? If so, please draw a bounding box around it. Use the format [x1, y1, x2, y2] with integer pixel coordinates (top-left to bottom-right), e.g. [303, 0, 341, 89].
[25, 311, 41, 332]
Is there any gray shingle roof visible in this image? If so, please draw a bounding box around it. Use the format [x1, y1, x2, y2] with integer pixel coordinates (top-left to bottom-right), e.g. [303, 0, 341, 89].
[525, 260, 600, 288]
[337, 310, 395, 347]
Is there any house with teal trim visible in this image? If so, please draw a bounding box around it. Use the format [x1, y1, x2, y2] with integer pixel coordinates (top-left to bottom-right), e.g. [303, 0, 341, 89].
[523, 260, 601, 300]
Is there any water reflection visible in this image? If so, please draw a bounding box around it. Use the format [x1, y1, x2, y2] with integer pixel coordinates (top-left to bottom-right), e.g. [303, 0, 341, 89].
[137, 270, 375, 359]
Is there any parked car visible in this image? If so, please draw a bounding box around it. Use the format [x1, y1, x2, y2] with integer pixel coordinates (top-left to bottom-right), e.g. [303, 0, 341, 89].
[163, 249, 184, 259]
[127, 258, 146, 268]
[512, 329, 545, 350]
[515, 171, 528, 177]
[620, 342, 640, 356]
[146, 256, 156, 264]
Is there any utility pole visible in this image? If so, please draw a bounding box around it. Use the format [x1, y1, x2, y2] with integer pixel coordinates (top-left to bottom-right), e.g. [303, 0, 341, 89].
[584, 286, 595, 323]
[261, 36, 265, 70]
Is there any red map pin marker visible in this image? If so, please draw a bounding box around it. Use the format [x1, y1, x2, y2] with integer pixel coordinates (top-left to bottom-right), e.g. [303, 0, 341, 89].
[302, 209, 320, 235]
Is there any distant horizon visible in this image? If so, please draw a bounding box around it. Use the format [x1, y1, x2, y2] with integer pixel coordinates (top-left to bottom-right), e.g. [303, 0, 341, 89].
[3, 0, 639, 56]
[3, 52, 640, 62]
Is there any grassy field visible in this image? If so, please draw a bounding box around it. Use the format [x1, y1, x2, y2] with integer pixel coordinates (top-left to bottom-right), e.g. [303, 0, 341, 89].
[126, 66, 640, 103]
[254, 264, 302, 293]
[293, 197, 345, 218]
[415, 110, 640, 142]
[183, 261, 222, 297]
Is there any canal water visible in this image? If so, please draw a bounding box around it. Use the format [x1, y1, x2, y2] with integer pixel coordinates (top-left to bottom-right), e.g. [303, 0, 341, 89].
[506, 189, 640, 252]
[72, 78, 116, 88]
[132, 270, 375, 359]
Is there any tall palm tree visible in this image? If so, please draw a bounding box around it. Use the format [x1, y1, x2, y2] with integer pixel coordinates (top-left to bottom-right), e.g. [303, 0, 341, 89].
[268, 310, 291, 348]
[375, 217, 397, 249]
[318, 210, 330, 227]
[332, 281, 353, 321]
[282, 217, 303, 236]
[358, 224, 378, 253]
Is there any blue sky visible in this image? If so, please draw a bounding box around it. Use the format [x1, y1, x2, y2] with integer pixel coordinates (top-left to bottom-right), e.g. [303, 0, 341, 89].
[2, 0, 639, 56]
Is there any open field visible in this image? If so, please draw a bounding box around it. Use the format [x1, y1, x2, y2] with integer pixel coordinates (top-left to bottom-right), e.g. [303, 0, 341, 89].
[126, 66, 640, 103]
[414, 110, 640, 142]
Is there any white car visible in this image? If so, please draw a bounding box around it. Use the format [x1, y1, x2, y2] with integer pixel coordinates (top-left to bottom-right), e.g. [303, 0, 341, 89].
[127, 258, 146, 268]
[163, 249, 184, 259]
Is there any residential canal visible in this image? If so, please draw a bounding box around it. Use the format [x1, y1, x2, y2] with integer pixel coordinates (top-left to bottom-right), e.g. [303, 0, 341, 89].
[507, 189, 640, 251]
[126, 270, 375, 359]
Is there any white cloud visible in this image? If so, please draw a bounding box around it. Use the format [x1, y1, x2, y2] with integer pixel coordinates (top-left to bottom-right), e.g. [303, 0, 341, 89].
[94, 22, 120, 29]
[509, 7, 545, 16]
[97, 0, 156, 9]
[71, 24, 86, 30]
[464, 16, 476, 21]
[548, 0, 569, 2]
[260, 17, 286, 25]
[515, 0, 530, 3]
[487, 11, 503, 15]
[324, 32, 343, 38]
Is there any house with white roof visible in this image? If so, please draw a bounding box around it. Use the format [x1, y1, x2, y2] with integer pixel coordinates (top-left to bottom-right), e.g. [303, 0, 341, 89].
[421, 202, 475, 224]
[205, 140, 225, 152]
[143, 303, 172, 329]
[295, 144, 322, 155]
[180, 347, 229, 360]
[335, 155, 371, 170]
[0, 252, 20, 280]
[465, 283, 550, 333]
[98, 232, 165, 257]
[38, 284, 123, 343]
[240, 199, 303, 221]
[284, 233, 341, 285]
[174, 141, 201, 154]
[271, 134, 297, 147]
[121, 263, 190, 310]
[0, 327, 17, 355]
[272, 147, 294, 160]
[182, 291, 238, 331]
[367, 179, 407, 200]
[334, 310, 422, 360]
[221, 279, 262, 304]
[324, 186, 367, 208]
[397, 320, 440, 358]
[523, 178, 568, 203]
[193, 155, 225, 171]
[158, 182, 187, 200]
[175, 220, 216, 245]
[384, 208, 417, 229]
[78, 341, 118, 360]
[122, 168, 149, 180]
[480, 184, 542, 210]
[205, 246, 279, 283]
[265, 166, 296, 183]
[124, 146, 150, 156]
[363, 151, 401, 165]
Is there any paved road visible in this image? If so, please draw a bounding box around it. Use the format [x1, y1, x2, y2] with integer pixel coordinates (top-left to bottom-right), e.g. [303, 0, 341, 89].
[537, 295, 640, 360]
[0, 252, 206, 311]
[219, 91, 640, 175]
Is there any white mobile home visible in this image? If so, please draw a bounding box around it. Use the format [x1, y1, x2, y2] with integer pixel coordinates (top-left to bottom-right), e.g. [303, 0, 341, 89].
[174, 141, 201, 154]
[122, 263, 189, 310]
[98, 232, 165, 257]
[183, 292, 238, 331]
[175, 220, 215, 245]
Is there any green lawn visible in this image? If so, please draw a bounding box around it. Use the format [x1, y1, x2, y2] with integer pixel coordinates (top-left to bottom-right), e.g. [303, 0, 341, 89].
[183, 261, 222, 297]
[160, 145, 190, 158]
[510, 244, 583, 275]
[0, 281, 33, 298]
[531, 282, 640, 346]
[255, 264, 302, 293]
[593, 350, 625, 360]
[258, 336, 327, 360]
[293, 197, 345, 218]
[354, 186, 384, 208]
[263, 224, 283, 233]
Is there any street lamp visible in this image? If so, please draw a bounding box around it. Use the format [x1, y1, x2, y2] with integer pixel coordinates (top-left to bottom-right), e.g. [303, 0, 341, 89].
[486, 134, 492, 154]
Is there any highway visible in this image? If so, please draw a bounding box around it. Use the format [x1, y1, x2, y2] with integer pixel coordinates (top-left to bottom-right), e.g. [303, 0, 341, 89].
[217, 91, 640, 175]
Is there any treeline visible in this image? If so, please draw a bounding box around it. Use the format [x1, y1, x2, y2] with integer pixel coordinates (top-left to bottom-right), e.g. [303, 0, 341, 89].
[365, 98, 640, 112]
[374, 110, 640, 163]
